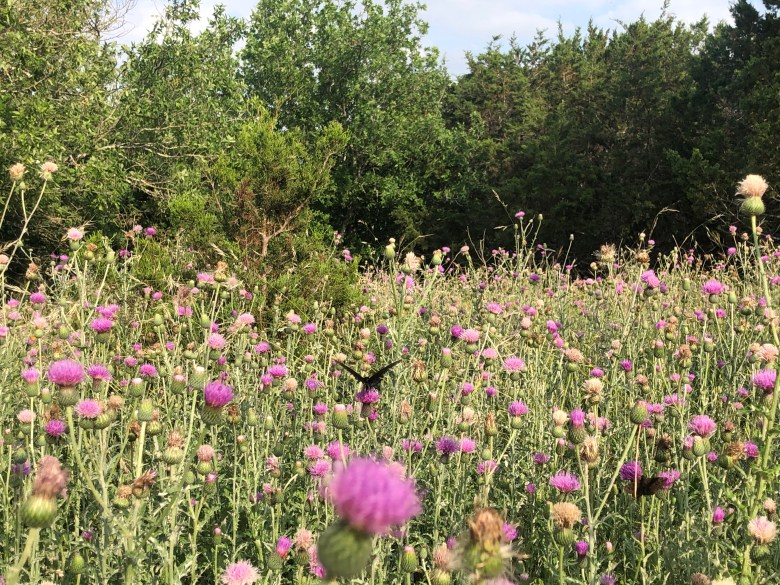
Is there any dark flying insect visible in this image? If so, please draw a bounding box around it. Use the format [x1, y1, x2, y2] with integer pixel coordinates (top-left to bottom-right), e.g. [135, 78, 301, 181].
[338, 359, 401, 390]
[627, 476, 666, 498]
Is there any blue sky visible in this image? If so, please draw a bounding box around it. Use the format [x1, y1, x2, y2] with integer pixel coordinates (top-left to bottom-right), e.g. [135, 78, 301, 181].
[120, 0, 747, 74]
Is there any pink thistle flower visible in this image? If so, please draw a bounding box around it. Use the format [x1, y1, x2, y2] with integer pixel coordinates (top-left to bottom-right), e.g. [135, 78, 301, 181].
[702, 279, 725, 295]
[220, 560, 259, 585]
[508, 401, 528, 417]
[203, 381, 233, 408]
[713, 507, 726, 524]
[303, 323, 317, 334]
[76, 399, 102, 419]
[45, 419, 67, 438]
[325, 458, 421, 534]
[29, 291, 46, 305]
[48, 359, 84, 387]
[87, 364, 112, 381]
[459, 437, 476, 454]
[549, 470, 581, 493]
[502, 356, 526, 373]
[138, 363, 158, 378]
[569, 408, 586, 427]
[309, 459, 331, 477]
[752, 369, 776, 392]
[276, 536, 293, 557]
[268, 364, 288, 379]
[17, 409, 35, 424]
[304, 445, 325, 460]
[461, 329, 480, 344]
[207, 333, 226, 350]
[748, 516, 777, 544]
[90, 317, 113, 333]
[326, 441, 350, 460]
[21, 367, 40, 384]
[688, 414, 717, 438]
[32, 456, 69, 499]
[658, 469, 680, 489]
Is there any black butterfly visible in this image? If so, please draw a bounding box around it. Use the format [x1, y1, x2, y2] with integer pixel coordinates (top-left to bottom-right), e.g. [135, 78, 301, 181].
[338, 359, 402, 391]
[627, 476, 666, 498]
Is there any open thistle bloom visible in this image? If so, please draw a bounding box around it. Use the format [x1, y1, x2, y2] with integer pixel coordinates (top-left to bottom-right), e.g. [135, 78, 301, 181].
[48, 359, 84, 387]
[317, 458, 421, 579]
[221, 560, 259, 585]
[689, 415, 717, 438]
[326, 457, 420, 535]
[738, 174, 769, 216]
[549, 471, 581, 494]
[619, 460, 643, 482]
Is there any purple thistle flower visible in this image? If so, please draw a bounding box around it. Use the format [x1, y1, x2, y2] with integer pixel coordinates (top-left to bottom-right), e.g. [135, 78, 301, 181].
[21, 367, 39, 383]
[713, 507, 726, 524]
[533, 452, 551, 465]
[356, 389, 380, 404]
[569, 408, 586, 427]
[620, 360, 633, 372]
[574, 540, 589, 557]
[402, 439, 422, 453]
[658, 469, 680, 489]
[312, 403, 328, 416]
[508, 401, 529, 417]
[436, 436, 460, 456]
[619, 460, 643, 482]
[29, 291, 46, 304]
[48, 359, 84, 386]
[326, 458, 421, 534]
[753, 369, 776, 392]
[268, 364, 288, 379]
[304, 445, 325, 460]
[45, 419, 67, 437]
[600, 574, 616, 585]
[477, 460, 498, 475]
[90, 317, 113, 333]
[702, 279, 725, 295]
[139, 363, 158, 378]
[549, 471, 581, 493]
[203, 381, 233, 408]
[502, 522, 517, 542]
[688, 414, 717, 438]
[276, 536, 293, 557]
[326, 441, 350, 460]
[309, 459, 332, 477]
[745, 442, 760, 458]
[86, 364, 112, 381]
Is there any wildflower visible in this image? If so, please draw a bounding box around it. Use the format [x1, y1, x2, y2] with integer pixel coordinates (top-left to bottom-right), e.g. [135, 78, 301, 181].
[549, 471, 581, 493]
[48, 359, 84, 387]
[90, 317, 113, 333]
[437, 436, 460, 457]
[326, 458, 421, 535]
[619, 460, 642, 482]
[748, 516, 777, 544]
[508, 401, 528, 417]
[502, 356, 526, 373]
[713, 507, 726, 524]
[702, 279, 726, 295]
[75, 399, 102, 419]
[221, 560, 259, 585]
[203, 381, 233, 408]
[9, 162, 25, 181]
[21, 456, 69, 527]
[317, 458, 420, 579]
[551, 502, 581, 529]
[737, 174, 769, 199]
[39, 161, 58, 180]
[689, 415, 717, 438]
[44, 419, 67, 438]
[752, 369, 776, 393]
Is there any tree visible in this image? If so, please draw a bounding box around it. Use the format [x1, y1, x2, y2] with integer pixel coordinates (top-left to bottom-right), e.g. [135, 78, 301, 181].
[241, 0, 459, 250]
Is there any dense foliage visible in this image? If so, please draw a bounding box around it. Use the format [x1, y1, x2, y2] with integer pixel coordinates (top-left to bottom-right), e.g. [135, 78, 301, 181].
[2, 0, 779, 266]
